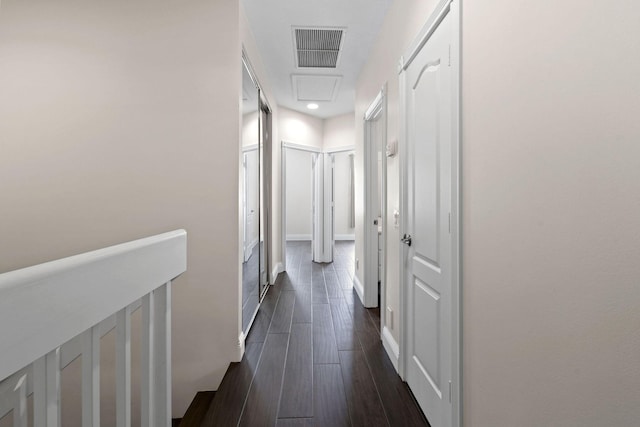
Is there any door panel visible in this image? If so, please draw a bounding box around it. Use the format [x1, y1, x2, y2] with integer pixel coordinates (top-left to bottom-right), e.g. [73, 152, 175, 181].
[404, 10, 452, 427]
[413, 278, 441, 393]
[412, 65, 440, 267]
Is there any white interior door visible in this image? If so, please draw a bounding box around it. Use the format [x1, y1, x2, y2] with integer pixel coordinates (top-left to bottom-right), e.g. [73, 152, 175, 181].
[403, 10, 453, 427]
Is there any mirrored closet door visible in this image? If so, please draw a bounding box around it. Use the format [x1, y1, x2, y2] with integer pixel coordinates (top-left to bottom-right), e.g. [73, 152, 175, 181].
[241, 51, 272, 334]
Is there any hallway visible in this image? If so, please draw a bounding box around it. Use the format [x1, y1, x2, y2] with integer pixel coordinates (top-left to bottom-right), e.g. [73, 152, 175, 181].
[202, 241, 429, 426]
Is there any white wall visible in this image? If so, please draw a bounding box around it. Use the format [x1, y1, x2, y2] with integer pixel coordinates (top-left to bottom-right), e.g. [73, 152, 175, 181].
[355, 0, 439, 343]
[279, 111, 356, 246]
[357, 0, 640, 425]
[279, 107, 324, 149]
[324, 113, 355, 151]
[333, 152, 355, 239]
[462, 0, 640, 425]
[0, 0, 241, 420]
[285, 149, 313, 240]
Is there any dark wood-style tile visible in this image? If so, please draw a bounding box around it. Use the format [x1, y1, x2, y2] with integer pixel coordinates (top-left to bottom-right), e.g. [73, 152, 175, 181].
[292, 287, 312, 324]
[269, 290, 296, 334]
[348, 290, 429, 427]
[314, 364, 350, 427]
[324, 269, 343, 299]
[202, 342, 262, 426]
[239, 333, 290, 426]
[179, 391, 215, 426]
[335, 269, 354, 290]
[339, 350, 389, 427]
[329, 298, 360, 351]
[311, 269, 328, 304]
[278, 323, 313, 418]
[313, 304, 339, 364]
[198, 241, 429, 427]
[276, 418, 314, 427]
[246, 283, 282, 344]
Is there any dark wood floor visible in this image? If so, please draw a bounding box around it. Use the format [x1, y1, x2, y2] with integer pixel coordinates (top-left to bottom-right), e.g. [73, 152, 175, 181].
[201, 241, 429, 427]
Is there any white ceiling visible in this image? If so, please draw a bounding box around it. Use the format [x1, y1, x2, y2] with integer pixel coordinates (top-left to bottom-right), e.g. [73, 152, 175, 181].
[242, 0, 392, 119]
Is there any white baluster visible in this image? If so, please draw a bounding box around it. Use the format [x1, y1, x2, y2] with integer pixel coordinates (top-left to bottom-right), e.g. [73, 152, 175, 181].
[153, 282, 171, 426]
[141, 292, 155, 427]
[13, 374, 27, 427]
[116, 306, 131, 427]
[45, 349, 61, 427]
[33, 357, 46, 427]
[82, 326, 100, 427]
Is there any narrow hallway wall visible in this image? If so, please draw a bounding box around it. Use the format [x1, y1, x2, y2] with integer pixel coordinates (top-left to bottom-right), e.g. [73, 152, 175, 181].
[356, 0, 640, 425]
[355, 0, 440, 346]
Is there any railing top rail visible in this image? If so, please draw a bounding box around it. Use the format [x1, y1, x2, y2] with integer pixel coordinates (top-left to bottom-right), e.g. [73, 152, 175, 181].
[0, 229, 187, 383]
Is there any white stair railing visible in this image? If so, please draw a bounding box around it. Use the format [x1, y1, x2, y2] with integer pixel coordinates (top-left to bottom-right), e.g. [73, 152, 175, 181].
[0, 230, 187, 427]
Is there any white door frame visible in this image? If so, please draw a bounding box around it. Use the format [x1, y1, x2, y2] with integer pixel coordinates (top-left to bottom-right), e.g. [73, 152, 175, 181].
[280, 141, 322, 270]
[398, 0, 461, 426]
[280, 144, 355, 271]
[325, 146, 356, 252]
[362, 87, 387, 309]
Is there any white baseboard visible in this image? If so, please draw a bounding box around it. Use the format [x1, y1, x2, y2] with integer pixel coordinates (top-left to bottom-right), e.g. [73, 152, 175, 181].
[286, 234, 312, 241]
[382, 326, 400, 373]
[335, 234, 355, 241]
[235, 331, 245, 362]
[353, 274, 365, 306]
[271, 262, 283, 284]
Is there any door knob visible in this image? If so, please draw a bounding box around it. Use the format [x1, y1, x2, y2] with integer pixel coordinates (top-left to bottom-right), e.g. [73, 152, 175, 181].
[401, 234, 412, 246]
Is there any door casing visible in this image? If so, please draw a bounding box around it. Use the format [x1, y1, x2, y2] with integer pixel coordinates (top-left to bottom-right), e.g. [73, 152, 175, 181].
[362, 88, 387, 310]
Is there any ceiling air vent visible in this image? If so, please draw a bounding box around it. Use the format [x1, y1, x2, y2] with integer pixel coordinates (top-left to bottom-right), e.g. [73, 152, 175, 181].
[294, 27, 346, 68]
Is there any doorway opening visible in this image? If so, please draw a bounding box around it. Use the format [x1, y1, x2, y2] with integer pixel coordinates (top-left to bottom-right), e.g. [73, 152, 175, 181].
[282, 142, 356, 271]
[282, 143, 320, 268]
[362, 88, 387, 315]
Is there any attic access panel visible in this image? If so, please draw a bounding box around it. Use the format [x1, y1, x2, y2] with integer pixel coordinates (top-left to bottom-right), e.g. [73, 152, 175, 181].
[291, 74, 343, 102]
[293, 27, 346, 68]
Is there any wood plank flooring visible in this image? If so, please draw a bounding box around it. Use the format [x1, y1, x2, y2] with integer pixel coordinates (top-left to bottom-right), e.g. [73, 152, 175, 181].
[201, 241, 429, 427]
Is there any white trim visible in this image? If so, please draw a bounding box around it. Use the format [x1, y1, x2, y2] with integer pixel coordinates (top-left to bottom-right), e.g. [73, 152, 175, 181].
[451, 2, 462, 424]
[353, 275, 365, 305]
[282, 141, 322, 153]
[334, 234, 355, 241]
[364, 90, 384, 120]
[398, 0, 453, 73]
[281, 141, 287, 273]
[381, 326, 400, 373]
[242, 144, 258, 153]
[286, 234, 312, 241]
[363, 86, 387, 309]
[236, 331, 245, 362]
[325, 145, 355, 154]
[323, 153, 334, 262]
